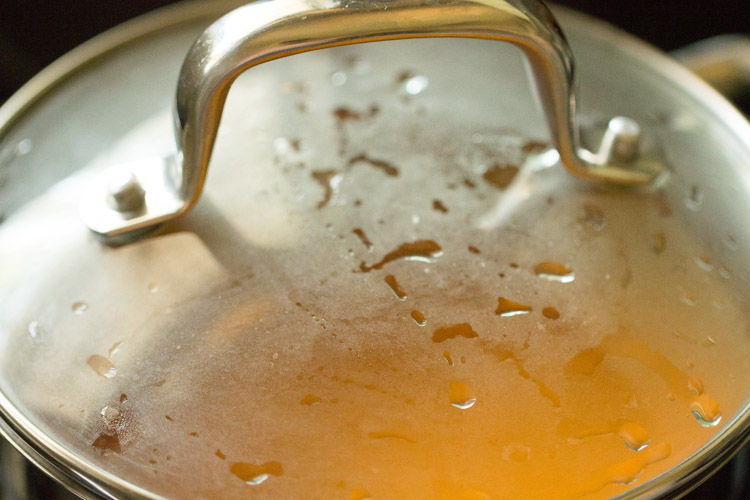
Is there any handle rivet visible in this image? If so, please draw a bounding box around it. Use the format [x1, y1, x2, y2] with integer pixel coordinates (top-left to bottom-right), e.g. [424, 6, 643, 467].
[597, 116, 641, 164]
[106, 170, 146, 213]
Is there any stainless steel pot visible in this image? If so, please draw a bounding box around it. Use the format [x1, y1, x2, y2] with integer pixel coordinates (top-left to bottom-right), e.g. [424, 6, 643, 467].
[1, 1, 750, 499]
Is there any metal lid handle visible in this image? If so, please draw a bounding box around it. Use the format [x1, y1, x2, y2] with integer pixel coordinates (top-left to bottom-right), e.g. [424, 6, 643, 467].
[82, 0, 662, 239]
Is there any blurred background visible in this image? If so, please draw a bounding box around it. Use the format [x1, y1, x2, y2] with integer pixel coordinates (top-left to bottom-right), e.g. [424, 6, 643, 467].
[0, 0, 748, 104]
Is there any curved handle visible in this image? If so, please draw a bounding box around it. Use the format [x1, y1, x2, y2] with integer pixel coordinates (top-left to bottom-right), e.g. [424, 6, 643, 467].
[81, 0, 662, 239]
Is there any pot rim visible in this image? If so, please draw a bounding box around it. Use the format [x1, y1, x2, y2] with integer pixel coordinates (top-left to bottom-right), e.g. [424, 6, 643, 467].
[1, 1, 749, 498]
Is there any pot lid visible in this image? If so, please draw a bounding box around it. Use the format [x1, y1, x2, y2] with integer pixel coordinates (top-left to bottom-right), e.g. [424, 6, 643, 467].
[2, 1, 750, 499]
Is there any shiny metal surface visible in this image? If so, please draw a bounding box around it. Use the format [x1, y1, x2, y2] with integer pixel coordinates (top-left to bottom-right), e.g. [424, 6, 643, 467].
[1, 1, 750, 499]
[81, 0, 662, 240]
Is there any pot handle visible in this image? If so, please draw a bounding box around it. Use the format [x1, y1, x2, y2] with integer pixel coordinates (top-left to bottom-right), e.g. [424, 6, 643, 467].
[81, 0, 662, 239]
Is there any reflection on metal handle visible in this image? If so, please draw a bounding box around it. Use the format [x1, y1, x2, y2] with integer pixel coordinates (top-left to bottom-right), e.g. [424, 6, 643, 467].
[82, 0, 662, 239]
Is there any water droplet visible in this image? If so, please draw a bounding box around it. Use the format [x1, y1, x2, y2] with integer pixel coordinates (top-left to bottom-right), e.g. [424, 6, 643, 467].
[230, 461, 283, 485]
[108, 341, 122, 357]
[311, 170, 342, 209]
[360, 240, 442, 272]
[300, 394, 322, 406]
[461, 490, 491, 500]
[16, 139, 32, 156]
[28, 321, 43, 341]
[618, 422, 650, 451]
[448, 381, 477, 409]
[695, 254, 713, 271]
[348, 153, 399, 176]
[534, 261, 575, 283]
[87, 355, 116, 378]
[352, 228, 374, 250]
[331, 71, 347, 86]
[685, 185, 704, 211]
[581, 203, 607, 230]
[542, 307, 560, 320]
[495, 297, 532, 317]
[349, 488, 371, 500]
[443, 350, 454, 366]
[384, 275, 407, 300]
[482, 163, 519, 189]
[501, 443, 531, 462]
[688, 376, 704, 395]
[348, 56, 371, 76]
[410, 310, 426, 326]
[148, 283, 159, 293]
[719, 265, 732, 279]
[691, 394, 721, 427]
[367, 431, 416, 443]
[652, 232, 666, 254]
[432, 199, 448, 213]
[72, 301, 88, 314]
[401, 74, 428, 95]
[432, 323, 478, 343]
[680, 292, 696, 306]
[215, 449, 226, 460]
[92, 432, 121, 455]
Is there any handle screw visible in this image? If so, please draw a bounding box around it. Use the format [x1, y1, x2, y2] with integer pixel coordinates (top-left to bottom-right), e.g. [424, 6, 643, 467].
[597, 116, 641, 164]
[107, 170, 146, 213]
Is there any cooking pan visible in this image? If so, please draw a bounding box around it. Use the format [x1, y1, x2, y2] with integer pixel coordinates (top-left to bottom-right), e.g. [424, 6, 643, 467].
[1, 1, 750, 498]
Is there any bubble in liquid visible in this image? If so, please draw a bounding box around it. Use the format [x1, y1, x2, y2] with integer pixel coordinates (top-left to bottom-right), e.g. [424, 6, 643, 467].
[448, 381, 477, 410]
[148, 283, 159, 293]
[230, 461, 283, 485]
[72, 301, 88, 314]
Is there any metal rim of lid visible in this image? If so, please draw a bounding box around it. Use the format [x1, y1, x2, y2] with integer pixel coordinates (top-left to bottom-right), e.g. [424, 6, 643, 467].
[0, 1, 750, 498]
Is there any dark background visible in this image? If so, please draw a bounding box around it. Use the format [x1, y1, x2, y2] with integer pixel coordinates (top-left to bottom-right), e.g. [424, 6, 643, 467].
[0, 0, 748, 105]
